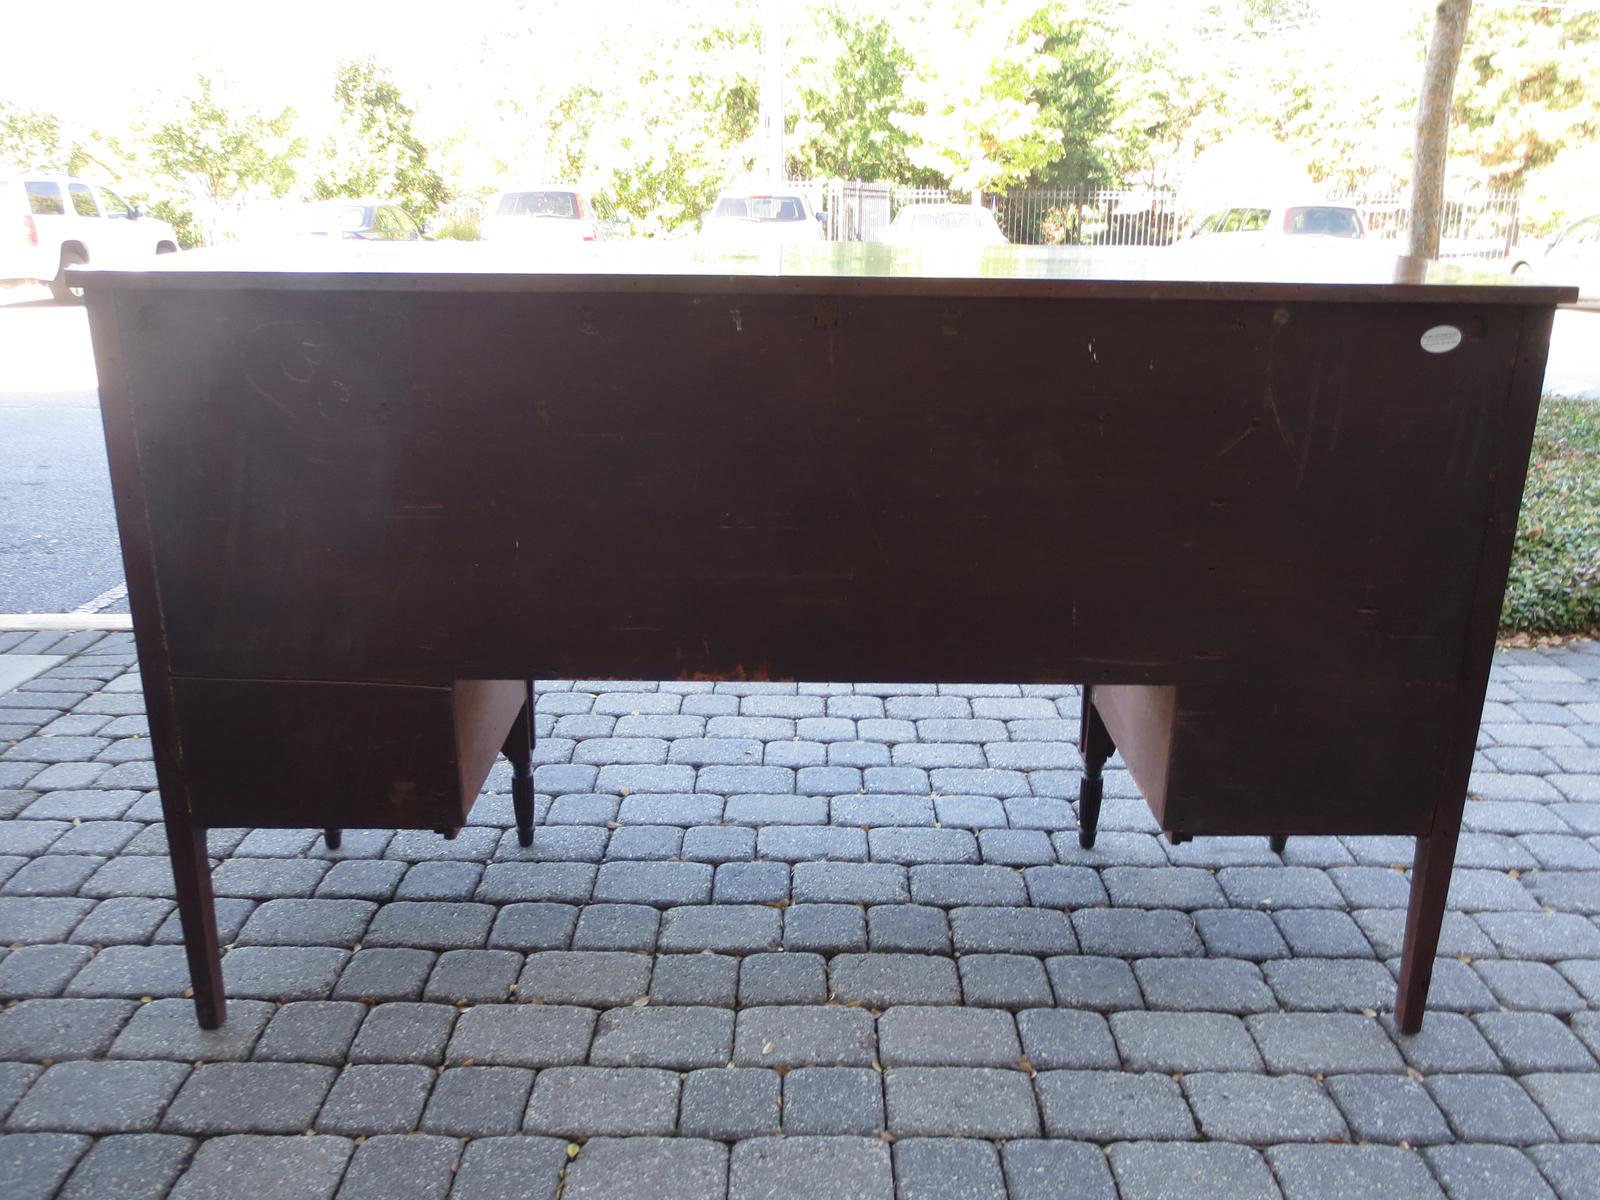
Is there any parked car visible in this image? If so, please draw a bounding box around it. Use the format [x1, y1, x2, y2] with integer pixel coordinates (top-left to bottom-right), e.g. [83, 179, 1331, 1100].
[481, 185, 600, 246]
[700, 186, 826, 247]
[1509, 214, 1600, 300]
[283, 200, 425, 241]
[882, 203, 1008, 247]
[3, 174, 180, 301]
[1182, 202, 1368, 246]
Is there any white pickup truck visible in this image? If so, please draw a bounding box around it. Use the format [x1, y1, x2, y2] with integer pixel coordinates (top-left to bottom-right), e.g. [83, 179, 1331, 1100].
[3, 174, 180, 301]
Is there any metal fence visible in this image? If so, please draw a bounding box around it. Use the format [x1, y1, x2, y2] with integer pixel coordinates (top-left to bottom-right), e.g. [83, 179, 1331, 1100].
[886, 185, 1526, 258]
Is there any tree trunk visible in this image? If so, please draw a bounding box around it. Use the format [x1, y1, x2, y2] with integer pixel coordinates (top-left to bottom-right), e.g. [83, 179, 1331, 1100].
[1408, 0, 1473, 260]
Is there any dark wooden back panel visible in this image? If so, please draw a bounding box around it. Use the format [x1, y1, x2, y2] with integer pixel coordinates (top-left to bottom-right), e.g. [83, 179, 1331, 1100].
[119, 286, 1517, 689]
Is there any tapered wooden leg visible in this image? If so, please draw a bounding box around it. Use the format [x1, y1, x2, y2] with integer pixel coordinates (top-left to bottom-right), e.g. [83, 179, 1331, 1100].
[503, 682, 535, 848]
[168, 821, 225, 1029]
[1077, 687, 1114, 850]
[323, 827, 342, 850]
[1268, 835, 1288, 855]
[1396, 823, 1461, 1033]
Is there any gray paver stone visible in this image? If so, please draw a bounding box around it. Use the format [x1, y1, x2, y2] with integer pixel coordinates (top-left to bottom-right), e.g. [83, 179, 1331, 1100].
[332, 948, 436, 1001]
[589, 1005, 735, 1069]
[419, 1066, 533, 1137]
[1111, 1011, 1263, 1073]
[679, 1067, 782, 1139]
[1246, 1013, 1405, 1074]
[445, 1004, 596, 1067]
[959, 954, 1054, 1009]
[729, 1136, 890, 1200]
[782, 1066, 884, 1135]
[1426, 1074, 1557, 1144]
[7, 1059, 188, 1133]
[219, 946, 348, 1001]
[312, 1062, 432, 1137]
[733, 1005, 876, 1067]
[362, 901, 494, 950]
[649, 953, 739, 1006]
[56, 1134, 195, 1200]
[878, 1005, 1022, 1068]
[739, 951, 827, 1005]
[518, 950, 649, 1006]
[1133, 957, 1276, 1013]
[334, 1135, 458, 1200]
[565, 1137, 727, 1200]
[166, 1134, 352, 1200]
[523, 1066, 679, 1136]
[1520, 1071, 1600, 1139]
[1001, 1141, 1116, 1200]
[1528, 1145, 1600, 1200]
[1423, 1144, 1558, 1200]
[831, 952, 960, 1006]
[884, 1066, 1040, 1138]
[1034, 1071, 1197, 1141]
[570, 903, 661, 951]
[0, 1132, 91, 1200]
[0, 998, 136, 1060]
[423, 948, 522, 1004]
[894, 1138, 1006, 1200]
[1073, 908, 1202, 957]
[659, 904, 782, 953]
[160, 1062, 336, 1134]
[450, 1136, 566, 1200]
[782, 903, 867, 954]
[1183, 1072, 1347, 1143]
[1323, 1074, 1453, 1145]
[0, 944, 93, 998]
[348, 1002, 457, 1065]
[1473, 1011, 1597, 1072]
[1108, 1142, 1279, 1200]
[253, 1001, 366, 1065]
[950, 906, 1077, 955]
[1015, 1009, 1119, 1070]
[1265, 1144, 1445, 1200]
[1044, 955, 1143, 1011]
[234, 898, 374, 946]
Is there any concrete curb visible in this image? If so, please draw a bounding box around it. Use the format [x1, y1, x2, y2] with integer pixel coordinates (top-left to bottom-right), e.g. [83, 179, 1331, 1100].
[0, 613, 134, 632]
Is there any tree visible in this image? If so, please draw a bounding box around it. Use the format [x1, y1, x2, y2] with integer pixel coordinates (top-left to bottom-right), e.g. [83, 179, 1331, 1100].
[1410, 0, 1473, 259]
[146, 75, 304, 204]
[891, 2, 1066, 194]
[787, 8, 932, 183]
[1452, 0, 1600, 185]
[314, 59, 447, 221]
[0, 102, 69, 173]
[1021, 6, 1130, 190]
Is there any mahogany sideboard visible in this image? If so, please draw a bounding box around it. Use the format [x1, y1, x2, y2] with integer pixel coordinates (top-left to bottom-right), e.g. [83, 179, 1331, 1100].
[75, 243, 1576, 1031]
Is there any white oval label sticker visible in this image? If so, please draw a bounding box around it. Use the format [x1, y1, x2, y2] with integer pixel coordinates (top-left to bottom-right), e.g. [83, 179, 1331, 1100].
[1421, 324, 1463, 354]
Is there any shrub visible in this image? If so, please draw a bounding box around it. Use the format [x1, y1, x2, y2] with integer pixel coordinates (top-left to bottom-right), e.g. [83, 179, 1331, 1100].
[1502, 396, 1600, 636]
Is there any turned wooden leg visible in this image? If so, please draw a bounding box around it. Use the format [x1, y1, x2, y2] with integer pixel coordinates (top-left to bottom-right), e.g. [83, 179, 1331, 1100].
[1077, 687, 1114, 850]
[1396, 823, 1461, 1033]
[168, 820, 225, 1029]
[323, 827, 342, 850]
[503, 681, 535, 848]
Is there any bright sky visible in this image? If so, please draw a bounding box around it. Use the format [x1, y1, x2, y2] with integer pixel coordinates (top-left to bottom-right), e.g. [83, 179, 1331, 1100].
[5, 0, 1428, 135]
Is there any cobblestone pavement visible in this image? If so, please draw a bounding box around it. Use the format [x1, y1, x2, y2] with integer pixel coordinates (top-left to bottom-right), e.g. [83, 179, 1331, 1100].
[2, 629, 1600, 1199]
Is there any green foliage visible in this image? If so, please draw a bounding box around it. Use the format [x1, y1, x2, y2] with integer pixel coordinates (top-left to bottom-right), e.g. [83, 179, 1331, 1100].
[1503, 397, 1600, 635]
[314, 59, 448, 221]
[788, 10, 932, 184]
[431, 212, 481, 241]
[1454, 1, 1600, 186]
[1022, 6, 1130, 191]
[892, 2, 1067, 193]
[146, 76, 304, 202]
[0, 102, 69, 173]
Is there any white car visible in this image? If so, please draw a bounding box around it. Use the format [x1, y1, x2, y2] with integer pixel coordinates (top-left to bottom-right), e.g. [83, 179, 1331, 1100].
[481, 185, 600, 247]
[4, 174, 180, 301]
[883, 204, 1008, 247]
[700, 187, 826, 248]
[1183, 202, 1368, 246]
[1511, 213, 1600, 300]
